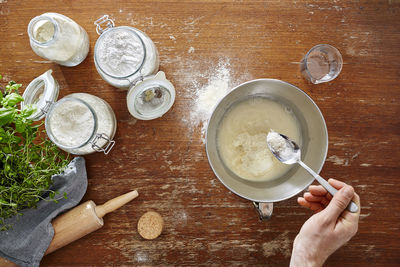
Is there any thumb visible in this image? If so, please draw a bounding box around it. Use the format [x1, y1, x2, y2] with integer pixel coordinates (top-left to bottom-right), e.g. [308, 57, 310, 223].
[324, 185, 355, 220]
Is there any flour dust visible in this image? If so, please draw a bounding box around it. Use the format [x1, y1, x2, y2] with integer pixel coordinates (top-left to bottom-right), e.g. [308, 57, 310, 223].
[183, 58, 248, 144]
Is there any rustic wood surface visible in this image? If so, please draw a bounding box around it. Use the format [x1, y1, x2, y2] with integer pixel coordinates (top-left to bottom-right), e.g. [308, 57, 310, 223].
[1, 0, 399, 266]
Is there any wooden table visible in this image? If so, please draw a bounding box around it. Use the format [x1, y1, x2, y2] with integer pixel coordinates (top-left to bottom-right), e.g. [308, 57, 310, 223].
[1, 0, 399, 266]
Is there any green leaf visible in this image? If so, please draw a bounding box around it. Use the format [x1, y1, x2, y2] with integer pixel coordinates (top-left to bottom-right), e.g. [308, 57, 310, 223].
[5, 81, 21, 94]
[0, 200, 10, 205]
[0, 107, 15, 126]
[0, 127, 6, 138]
[2, 93, 24, 107]
[4, 164, 10, 172]
[11, 135, 21, 144]
[10, 83, 22, 91]
[21, 104, 36, 118]
[15, 119, 26, 133]
[63, 192, 68, 199]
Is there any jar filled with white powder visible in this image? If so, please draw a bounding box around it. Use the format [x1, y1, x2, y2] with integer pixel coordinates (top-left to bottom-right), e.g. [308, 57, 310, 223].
[93, 15, 159, 89]
[93, 16, 175, 120]
[28, 13, 89, 67]
[22, 70, 117, 155]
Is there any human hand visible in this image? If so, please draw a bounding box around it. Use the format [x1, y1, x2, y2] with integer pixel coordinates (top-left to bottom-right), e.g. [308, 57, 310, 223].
[290, 179, 360, 267]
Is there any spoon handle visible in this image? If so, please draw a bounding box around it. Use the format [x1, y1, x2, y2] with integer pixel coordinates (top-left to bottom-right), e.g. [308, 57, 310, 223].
[298, 161, 358, 213]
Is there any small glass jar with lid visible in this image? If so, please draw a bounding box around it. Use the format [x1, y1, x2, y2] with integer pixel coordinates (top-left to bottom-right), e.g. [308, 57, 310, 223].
[93, 15, 175, 120]
[126, 71, 176, 120]
[27, 12, 89, 67]
[93, 15, 160, 89]
[21, 70, 117, 155]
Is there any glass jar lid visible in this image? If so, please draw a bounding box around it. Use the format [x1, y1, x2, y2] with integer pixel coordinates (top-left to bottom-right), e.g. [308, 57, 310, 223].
[94, 25, 146, 79]
[21, 69, 60, 121]
[45, 97, 98, 150]
[127, 71, 176, 120]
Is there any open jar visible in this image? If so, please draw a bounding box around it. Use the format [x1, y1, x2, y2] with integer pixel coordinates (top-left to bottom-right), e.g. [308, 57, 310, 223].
[93, 15, 159, 89]
[93, 15, 175, 120]
[27, 13, 89, 67]
[21, 70, 116, 155]
[126, 71, 175, 120]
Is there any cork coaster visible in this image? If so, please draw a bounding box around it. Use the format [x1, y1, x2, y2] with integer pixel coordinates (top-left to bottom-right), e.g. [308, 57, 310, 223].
[137, 211, 164, 240]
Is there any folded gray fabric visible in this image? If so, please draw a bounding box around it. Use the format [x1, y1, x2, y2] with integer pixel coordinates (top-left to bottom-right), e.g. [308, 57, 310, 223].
[0, 157, 87, 267]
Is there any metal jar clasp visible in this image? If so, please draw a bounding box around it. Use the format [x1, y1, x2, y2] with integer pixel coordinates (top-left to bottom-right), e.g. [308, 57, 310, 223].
[91, 133, 115, 155]
[41, 100, 54, 115]
[94, 15, 115, 35]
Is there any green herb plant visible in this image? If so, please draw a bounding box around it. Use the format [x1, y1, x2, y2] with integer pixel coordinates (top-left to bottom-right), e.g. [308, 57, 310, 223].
[0, 76, 69, 230]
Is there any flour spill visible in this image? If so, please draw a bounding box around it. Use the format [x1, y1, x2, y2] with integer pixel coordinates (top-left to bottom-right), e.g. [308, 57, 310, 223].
[262, 231, 291, 258]
[188, 59, 233, 143]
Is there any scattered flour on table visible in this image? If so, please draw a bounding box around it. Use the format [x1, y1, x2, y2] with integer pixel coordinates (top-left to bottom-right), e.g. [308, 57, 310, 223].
[134, 251, 150, 264]
[175, 56, 252, 143]
[326, 155, 347, 166]
[262, 231, 291, 258]
[189, 59, 233, 143]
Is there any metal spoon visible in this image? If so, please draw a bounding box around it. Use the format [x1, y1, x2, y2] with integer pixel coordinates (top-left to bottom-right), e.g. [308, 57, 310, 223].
[266, 131, 358, 213]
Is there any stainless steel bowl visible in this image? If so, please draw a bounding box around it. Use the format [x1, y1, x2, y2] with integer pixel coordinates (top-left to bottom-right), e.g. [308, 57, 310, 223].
[205, 79, 328, 218]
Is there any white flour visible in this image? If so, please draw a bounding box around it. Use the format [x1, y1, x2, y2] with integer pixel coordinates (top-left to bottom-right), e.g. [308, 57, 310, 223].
[267, 131, 293, 160]
[218, 99, 301, 181]
[190, 60, 232, 143]
[98, 29, 145, 77]
[49, 99, 95, 148]
[94, 26, 159, 89]
[48, 93, 116, 155]
[33, 20, 55, 43]
[28, 13, 89, 66]
[69, 93, 116, 154]
[232, 132, 274, 177]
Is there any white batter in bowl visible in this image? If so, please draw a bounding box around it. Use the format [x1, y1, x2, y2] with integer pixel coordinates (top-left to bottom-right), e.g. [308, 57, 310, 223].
[217, 97, 301, 182]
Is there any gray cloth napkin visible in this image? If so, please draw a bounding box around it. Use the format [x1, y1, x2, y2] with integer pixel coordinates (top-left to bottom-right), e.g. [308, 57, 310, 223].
[0, 157, 87, 267]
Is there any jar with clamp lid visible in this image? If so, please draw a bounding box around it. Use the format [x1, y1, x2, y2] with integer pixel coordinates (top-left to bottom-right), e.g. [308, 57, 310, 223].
[21, 70, 117, 155]
[127, 71, 176, 120]
[93, 15, 160, 89]
[28, 13, 89, 67]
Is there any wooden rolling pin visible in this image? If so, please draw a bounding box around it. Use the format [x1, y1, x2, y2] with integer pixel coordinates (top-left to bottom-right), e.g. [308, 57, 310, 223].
[0, 190, 138, 266]
[45, 190, 139, 254]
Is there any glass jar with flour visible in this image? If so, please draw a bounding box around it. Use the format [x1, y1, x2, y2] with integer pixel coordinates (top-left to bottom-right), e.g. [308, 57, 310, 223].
[93, 15, 175, 120]
[27, 13, 89, 66]
[93, 15, 159, 89]
[21, 70, 117, 155]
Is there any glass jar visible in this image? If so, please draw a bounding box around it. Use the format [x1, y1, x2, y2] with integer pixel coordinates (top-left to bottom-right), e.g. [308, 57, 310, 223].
[28, 13, 89, 67]
[93, 15, 159, 89]
[21, 70, 117, 155]
[127, 71, 176, 120]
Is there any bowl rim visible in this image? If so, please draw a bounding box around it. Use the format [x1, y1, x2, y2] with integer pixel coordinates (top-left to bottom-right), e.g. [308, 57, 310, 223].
[205, 78, 329, 203]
